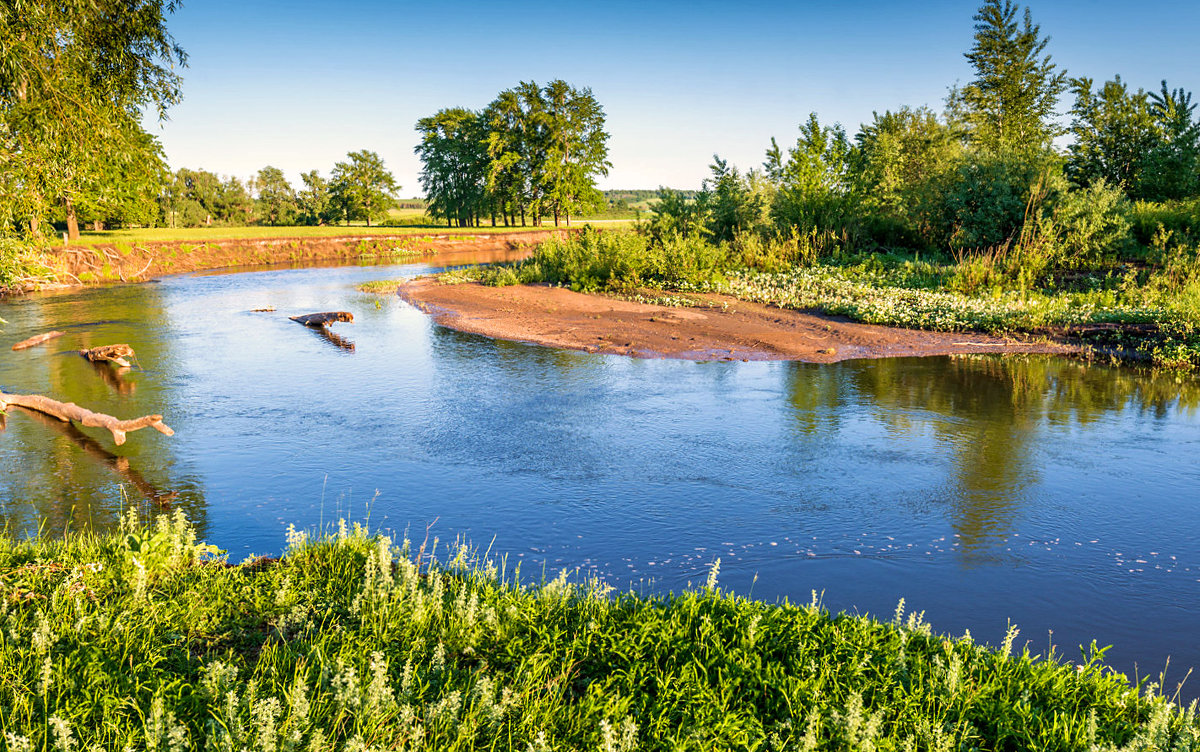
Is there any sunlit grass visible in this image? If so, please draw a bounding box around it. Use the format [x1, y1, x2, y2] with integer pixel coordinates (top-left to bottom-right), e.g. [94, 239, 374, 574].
[0, 512, 1195, 750]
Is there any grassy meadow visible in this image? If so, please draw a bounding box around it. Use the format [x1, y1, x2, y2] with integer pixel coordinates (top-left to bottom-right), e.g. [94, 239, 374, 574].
[0, 513, 1196, 750]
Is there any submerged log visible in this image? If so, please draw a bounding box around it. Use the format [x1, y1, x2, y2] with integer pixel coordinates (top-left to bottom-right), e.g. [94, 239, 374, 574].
[80, 344, 135, 368]
[0, 391, 173, 446]
[12, 331, 66, 351]
[289, 311, 353, 327]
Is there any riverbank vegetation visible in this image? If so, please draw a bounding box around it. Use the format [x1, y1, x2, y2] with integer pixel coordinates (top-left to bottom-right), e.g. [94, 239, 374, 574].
[1, 513, 1196, 750]
[457, 0, 1200, 369]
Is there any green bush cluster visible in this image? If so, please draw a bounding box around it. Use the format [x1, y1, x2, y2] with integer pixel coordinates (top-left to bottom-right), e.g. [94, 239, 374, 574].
[1, 515, 1196, 750]
[478, 227, 729, 293]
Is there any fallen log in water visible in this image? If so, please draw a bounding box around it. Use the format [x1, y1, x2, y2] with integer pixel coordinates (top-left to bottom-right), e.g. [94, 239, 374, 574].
[289, 311, 353, 327]
[0, 391, 173, 446]
[80, 344, 136, 368]
[12, 331, 66, 351]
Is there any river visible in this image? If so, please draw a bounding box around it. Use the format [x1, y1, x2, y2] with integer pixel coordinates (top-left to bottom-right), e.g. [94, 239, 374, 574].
[2, 254, 1198, 695]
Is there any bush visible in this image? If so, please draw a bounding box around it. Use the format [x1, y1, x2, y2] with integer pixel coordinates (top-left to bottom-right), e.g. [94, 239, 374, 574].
[482, 228, 729, 293]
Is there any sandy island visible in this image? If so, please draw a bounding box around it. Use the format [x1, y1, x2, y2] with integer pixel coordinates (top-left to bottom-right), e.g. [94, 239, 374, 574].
[397, 278, 1079, 362]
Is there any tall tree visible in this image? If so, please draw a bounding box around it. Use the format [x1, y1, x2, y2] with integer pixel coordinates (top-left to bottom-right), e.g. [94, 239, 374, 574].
[296, 170, 333, 226]
[1066, 76, 1156, 192]
[329, 150, 399, 226]
[255, 166, 297, 226]
[959, 0, 1066, 153]
[415, 108, 489, 227]
[1138, 82, 1200, 201]
[768, 113, 855, 232]
[540, 80, 611, 226]
[483, 90, 532, 226]
[0, 0, 185, 239]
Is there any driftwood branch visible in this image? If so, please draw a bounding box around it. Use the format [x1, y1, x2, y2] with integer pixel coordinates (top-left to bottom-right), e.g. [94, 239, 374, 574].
[80, 344, 135, 368]
[12, 331, 65, 351]
[290, 311, 353, 327]
[0, 391, 173, 446]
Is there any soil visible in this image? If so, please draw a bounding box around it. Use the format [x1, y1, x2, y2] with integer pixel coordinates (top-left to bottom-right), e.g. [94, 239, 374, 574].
[19, 230, 566, 292]
[397, 279, 1080, 363]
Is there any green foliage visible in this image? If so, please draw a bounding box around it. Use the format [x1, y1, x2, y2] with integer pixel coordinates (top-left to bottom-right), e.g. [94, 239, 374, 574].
[646, 188, 710, 242]
[416, 108, 490, 228]
[416, 80, 611, 229]
[0, 237, 48, 289]
[1136, 83, 1200, 201]
[330, 150, 400, 227]
[768, 114, 858, 235]
[255, 166, 298, 226]
[1129, 199, 1200, 247]
[296, 170, 336, 227]
[0, 0, 184, 238]
[1068, 77, 1200, 202]
[935, 150, 1057, 250]
[958, 0, 1067, 152]
[698, 156, 771, 242]
[852, 106, 966, 246]
[477, 227, 729, 293]
[0, 517, 1196, 749]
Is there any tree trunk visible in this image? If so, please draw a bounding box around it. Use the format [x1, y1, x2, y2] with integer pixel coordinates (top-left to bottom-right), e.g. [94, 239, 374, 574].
[92, 220, 104, 231]
[0, 391, 173, 446]
[29, 216, 42, 238]
[65, 198, 80, 241]
[554, 208, 560, 227]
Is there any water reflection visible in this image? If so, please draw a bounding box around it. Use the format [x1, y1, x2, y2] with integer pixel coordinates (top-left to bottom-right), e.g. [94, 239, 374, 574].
[2, 262, 1198, 693]
[0, 283, 205, 535]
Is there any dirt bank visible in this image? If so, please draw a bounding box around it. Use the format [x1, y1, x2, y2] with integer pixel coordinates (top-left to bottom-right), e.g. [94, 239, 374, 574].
[398, 278, 1080, 362]
[22, 230, 563, 291]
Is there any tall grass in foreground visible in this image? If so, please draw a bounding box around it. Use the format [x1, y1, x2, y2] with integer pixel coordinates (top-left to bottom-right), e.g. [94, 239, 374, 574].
[0, 512, 1196, 750]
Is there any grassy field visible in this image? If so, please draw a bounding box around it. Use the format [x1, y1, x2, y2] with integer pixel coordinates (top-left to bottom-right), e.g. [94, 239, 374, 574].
[0, 513, 1195, 750]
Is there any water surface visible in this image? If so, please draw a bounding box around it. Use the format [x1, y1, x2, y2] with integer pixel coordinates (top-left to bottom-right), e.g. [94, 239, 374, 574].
[2, 257, 1198, 693]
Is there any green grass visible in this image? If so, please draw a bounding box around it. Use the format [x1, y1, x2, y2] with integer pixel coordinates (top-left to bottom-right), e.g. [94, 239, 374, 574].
[456, 228, 1200, 370]
[0, 512, 1196, 750]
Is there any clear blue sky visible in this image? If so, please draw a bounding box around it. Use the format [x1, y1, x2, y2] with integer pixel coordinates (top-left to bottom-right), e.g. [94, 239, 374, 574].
[148, 0, 1200, 194]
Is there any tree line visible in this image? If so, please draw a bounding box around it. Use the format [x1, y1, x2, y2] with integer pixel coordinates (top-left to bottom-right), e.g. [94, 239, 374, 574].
[163, 151, 400, 228]
[654, 0, 1200, 262]
[415, 80, 611, 228]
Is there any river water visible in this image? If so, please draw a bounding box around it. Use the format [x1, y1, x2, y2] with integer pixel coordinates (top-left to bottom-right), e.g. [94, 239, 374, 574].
[2, 254, 1198, 694]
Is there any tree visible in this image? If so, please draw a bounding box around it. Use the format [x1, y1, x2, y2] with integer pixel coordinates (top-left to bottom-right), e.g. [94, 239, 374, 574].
[1067, 78, 1200, 201]
[540, 80, 611, 226]
[0, 0, 185, 239]
[329, 150, 399, 226]
[852, 107, 965, 245]
[296, 170, 334, 226]
[768, 113, 856, 233]
[959, 0, 1066, 153]
[416, 108, 489, 227]
[699, 156, 768, 242]
[1066, 76, 1157, 192]
[255, 166, 297, 226]
[1137, 82, 1200, 201]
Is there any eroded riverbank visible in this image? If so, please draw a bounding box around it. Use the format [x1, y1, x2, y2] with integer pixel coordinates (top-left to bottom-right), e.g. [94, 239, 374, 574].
[4, 229, 565, 293]
[397, 277, 1080, 362]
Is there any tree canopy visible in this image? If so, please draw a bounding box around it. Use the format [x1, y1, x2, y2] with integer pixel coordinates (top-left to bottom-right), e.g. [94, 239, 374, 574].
[0, 0, 185, 238]
[415, 80, 610, 228]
